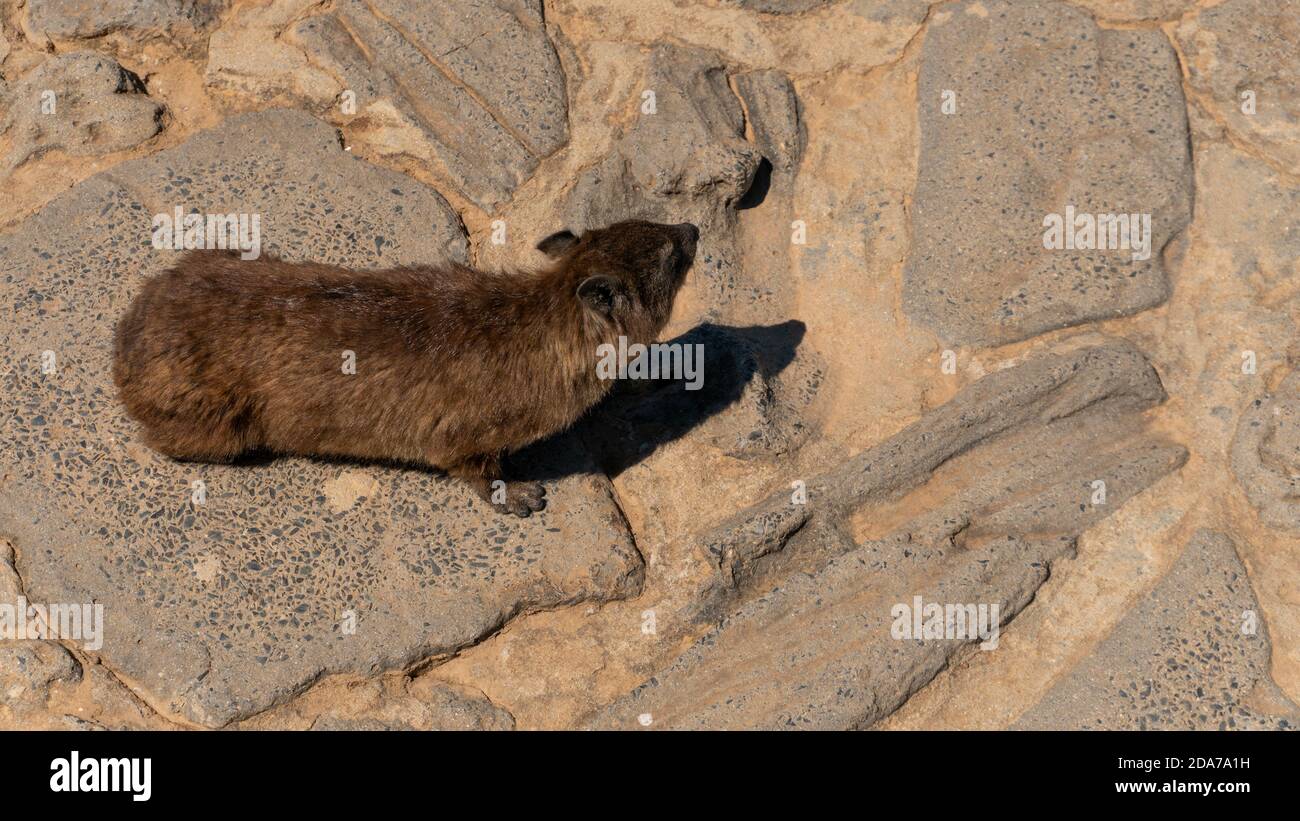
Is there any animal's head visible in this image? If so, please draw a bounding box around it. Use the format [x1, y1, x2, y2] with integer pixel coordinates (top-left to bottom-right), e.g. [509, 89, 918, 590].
[537, 220, 699, 339]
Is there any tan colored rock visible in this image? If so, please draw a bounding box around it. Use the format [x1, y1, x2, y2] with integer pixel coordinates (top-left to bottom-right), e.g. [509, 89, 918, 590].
[0, 51, 163, 172]
[1177, 0, 1300, 172]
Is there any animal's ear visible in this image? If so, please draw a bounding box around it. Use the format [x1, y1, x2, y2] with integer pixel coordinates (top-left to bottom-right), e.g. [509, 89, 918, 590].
[577, 275, 629, 317]
[536, 229, 580, 258]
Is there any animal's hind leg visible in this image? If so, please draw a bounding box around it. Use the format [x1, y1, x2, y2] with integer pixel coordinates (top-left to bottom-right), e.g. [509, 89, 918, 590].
[135, 400, 257, 464]
[445, 453, 546, 517]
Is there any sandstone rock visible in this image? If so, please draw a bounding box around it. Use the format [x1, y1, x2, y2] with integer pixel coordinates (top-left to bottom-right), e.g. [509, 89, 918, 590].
[904, 0, 1192, 346]
[203, 1, 340, 105]
[1015, 531, 1299, 730]
[23, 0, 227, 41]
[252, 676, 514, 730]
[1177, 0, 1300, 171]
[0, 109, 642, 727]
[208, 0, 570, 209]
[0, 51, 163, 171]
[588, 341, 1187, 729]
[734, 69, 803, 172]
[0, 543, 85, 727]
[1231, 371, 1300, 531]
[0, 642, 83, 726]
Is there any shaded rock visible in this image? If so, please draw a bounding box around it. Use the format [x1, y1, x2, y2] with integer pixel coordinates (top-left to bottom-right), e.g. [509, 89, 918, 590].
[587, 340, 1187, 729]
[0, 51, 163, 171]
[23, 0, 227, 41]
[1177, 0, 1300, 171]
[734, 69, 804, 172]
[1231, 371, 1300, 531]
[904, 0, 1192, 346]
[1015, 530, 1300, 730]
[581, 321, 816, 470]
[0, 109, 642, 727]
[273, 0, 568, 208]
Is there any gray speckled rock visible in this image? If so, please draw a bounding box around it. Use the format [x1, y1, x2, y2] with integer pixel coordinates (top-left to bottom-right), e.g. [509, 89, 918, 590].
[0, 51, 163, 171]
[284, 0, 568, 209]
[1231, 371, 1300, 531]
[1015, 530, 1299, 730]
[588, 341, 1187, 729]
[0, 109, 642, 727]
[1177, 0, 1300, 170]
[904, 0, 1192, 346]
[23, 0, 227, 40]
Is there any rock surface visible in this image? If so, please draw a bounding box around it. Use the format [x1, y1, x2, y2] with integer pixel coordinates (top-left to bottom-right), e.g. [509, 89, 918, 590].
[1231, 371, 1300, 531]
[22, 0, 227, 41]
[208, 0, 569, 209]
[904, 0, 1193, 346]
[0, 51, 163, 171]
[1177, 0, 1300, 172]
[1016, 530, 1299, 729]
[589, 341, 1187, 729]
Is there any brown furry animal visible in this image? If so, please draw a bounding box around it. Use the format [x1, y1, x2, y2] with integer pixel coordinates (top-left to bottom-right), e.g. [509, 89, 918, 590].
[113, 220, 699, 516]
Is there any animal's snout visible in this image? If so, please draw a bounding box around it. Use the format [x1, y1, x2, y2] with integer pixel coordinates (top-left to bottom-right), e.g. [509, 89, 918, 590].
[676, 222, 700, 257]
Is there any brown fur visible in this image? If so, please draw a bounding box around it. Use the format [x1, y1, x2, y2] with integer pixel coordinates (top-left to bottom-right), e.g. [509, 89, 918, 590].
[112, 220, 699, 516]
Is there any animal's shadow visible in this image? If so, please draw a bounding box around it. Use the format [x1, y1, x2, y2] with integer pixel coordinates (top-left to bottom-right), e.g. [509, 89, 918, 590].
[509, 320, 806, 483]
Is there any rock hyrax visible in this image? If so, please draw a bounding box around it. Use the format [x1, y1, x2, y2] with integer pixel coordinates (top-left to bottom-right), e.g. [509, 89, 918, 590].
[112, 220, 700, 516]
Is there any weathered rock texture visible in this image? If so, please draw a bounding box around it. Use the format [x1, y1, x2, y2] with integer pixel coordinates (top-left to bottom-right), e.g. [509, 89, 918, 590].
[563, 45, 760, 312]
[1016, 530, 1299, 730]
[589, 341, 1187, 729]
[0, 51, 163, 171]
[905, 0, 1193, 346]
[1177, 0, 1300, 172]
[0, 109, 641, 727]
[208, 0, 569, 209]
[22, 0, 227, 41]
[1232, 371, 1300, 531]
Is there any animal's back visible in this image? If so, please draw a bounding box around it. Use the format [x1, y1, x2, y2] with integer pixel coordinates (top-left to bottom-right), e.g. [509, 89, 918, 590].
[113, 252, 469, 462]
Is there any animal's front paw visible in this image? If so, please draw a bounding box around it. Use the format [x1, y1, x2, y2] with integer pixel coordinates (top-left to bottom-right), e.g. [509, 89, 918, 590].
[492, 480, 547, 518]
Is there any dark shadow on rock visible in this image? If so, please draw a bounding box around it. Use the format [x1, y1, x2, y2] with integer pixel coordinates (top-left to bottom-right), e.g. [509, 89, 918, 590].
[736, 157, 773, 210]
[510, 320, 806, 481]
